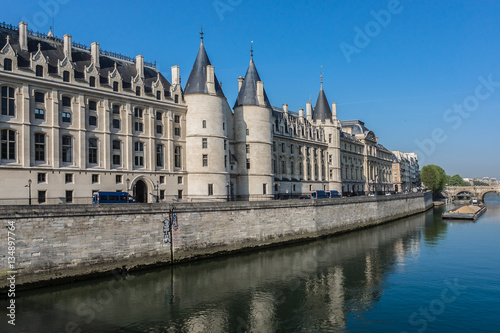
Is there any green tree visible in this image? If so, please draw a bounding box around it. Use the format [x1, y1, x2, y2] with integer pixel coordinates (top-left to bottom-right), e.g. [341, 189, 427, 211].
[448, 174, 468, 186]
[473, 180, 489, 186]
[421, 165, 447, 199]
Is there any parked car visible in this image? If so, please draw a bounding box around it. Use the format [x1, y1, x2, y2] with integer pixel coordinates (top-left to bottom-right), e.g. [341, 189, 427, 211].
[311, 190, 329, 199]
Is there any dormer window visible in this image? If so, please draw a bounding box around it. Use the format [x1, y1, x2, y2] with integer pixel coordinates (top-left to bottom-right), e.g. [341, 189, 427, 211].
[174, 95, 179, 103]
[89, 76, 96, 87]
[113, 82, 119, 92]
[136, 87, 141, 96]
[3, 58, 12, 71]
[63, 71, 70, 82]
[36, 65, 43, 77]
[156, 91, 161, 100]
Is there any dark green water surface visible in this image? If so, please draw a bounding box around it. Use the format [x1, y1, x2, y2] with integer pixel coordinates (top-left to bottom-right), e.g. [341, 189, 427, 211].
[3, 193, 500, 332]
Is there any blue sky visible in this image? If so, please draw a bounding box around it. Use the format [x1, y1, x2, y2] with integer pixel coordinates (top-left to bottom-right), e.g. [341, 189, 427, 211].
[4, 0, 500, 179]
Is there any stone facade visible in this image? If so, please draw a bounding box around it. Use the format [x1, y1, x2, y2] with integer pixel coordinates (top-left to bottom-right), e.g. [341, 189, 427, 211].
[391, 151, 419, 192]
[0, 192, 433, 290]
[0, 21, 419, 203]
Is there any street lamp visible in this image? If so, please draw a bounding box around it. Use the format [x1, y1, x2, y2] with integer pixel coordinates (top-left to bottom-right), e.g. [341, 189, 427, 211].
[25, 179, 32, 205]
[126, 178, 130, 203]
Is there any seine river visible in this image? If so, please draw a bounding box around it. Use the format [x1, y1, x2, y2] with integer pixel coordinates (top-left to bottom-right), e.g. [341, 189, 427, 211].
[3, 193, 500, 332]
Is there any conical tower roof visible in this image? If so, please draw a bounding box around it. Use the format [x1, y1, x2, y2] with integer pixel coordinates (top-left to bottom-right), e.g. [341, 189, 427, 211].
[234, 56, 271, 108]
[184, 35, 224, 97]
[313, 78, 332, 121]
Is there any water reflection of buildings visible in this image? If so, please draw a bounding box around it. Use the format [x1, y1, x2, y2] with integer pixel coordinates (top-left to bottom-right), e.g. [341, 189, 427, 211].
[10, 211, 431, 333]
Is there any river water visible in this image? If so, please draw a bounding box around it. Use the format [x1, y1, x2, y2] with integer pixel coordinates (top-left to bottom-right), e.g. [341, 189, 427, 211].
[2, 193, 500, 333]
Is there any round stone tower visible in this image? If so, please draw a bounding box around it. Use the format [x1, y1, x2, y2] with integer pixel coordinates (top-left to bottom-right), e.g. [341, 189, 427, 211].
[233, 53, 273, 200]
[184, 34, 230, 201]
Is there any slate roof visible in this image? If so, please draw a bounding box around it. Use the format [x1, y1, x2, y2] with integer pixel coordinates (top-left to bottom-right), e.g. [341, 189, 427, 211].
[313, 85, 332, 121]
[0, 25, 171, 95]
[341, 120, 370, 135]
[340, 131, 362, 144]
[234, 57, 271, 108]
[184, 39, 224, 97]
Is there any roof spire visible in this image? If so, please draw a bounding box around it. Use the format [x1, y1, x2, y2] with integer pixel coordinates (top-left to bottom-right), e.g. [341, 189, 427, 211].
[250, 41, 254, 59]
[320, 65, 323, 89]
[200, 26, 204, 43]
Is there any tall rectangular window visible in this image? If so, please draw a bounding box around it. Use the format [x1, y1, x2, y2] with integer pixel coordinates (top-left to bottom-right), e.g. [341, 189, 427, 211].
[134, 141, 144, 167]
[156, 91, 161, 100]
[65, 190, 73, 204]
[89, 76, 96, 87]
[89, 100, 97, 111]
[174, 115, 180, 123]
[1, 86, 15, 116]
[3, 58, 12, 71]
[174, 146, 182, 168]
[112, 119, 120, 129]
[88, 138, 98, 164]
[246, 158, 250, 169]
[113, 105, 120, 114]
[34, 133, 45, 161]
[1, 129, 15, 160]
[156, 125, 162, 135]
[174, 127, 181, 136]
[208, 184, 213, 196]
[63, 71, 70, 82]
[134, 108, 143, 132]
[263, 183, 267, 195]
[36, 65, 43, 77]
[61, 135, 72, 163]
[113, 82, 119, 92]
[156, 111, 162, 121]
[37, 172, 46, 183]
[136, 87, 141, 96]
[202, 154, 208, 167]
[202, 138, 207, 149]
[38, 190, 46, 203]
[246, 144, 250, 154]
[156, 144, 163, 167]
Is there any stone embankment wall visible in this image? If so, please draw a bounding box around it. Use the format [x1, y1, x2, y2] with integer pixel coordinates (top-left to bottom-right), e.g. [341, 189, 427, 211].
[0, 192, 433, 290]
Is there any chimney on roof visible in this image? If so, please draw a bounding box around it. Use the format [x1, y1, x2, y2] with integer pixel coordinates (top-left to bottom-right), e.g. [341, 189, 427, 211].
[283, 104, 288, 115]
[90, 42, 100, 68]
[19, 22, 28, 51]
[63, 34, 72, 61]
[238, 76, 244, 92]
[256, 81, 264, 106]
[171, 65, 180, 85]
[135, 55, 144, 78]
[206, 65, 215, 94]
[332, 103, 337, 121]
[299, 108, 304, 120]
[306, 102, 313, 121]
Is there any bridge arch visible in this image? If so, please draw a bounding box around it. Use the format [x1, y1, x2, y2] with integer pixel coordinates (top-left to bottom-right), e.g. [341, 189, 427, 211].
[478, 190, 500, 202]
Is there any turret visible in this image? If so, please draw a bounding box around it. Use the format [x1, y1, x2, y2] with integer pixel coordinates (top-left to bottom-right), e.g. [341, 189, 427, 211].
[184, 30, 231, 201]
[234, 46, 273, 200]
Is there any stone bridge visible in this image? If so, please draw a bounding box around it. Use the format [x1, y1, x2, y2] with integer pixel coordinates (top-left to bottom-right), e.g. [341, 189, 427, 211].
[443, 186, 500, 201]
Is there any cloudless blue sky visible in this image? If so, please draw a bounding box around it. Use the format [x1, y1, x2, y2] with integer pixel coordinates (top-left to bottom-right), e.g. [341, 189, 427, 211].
[4, 0, 500, 179]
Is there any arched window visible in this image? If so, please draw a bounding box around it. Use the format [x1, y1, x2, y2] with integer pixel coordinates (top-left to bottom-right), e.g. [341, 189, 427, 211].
[0, 129, 16, 160]
[1, 86, 15, 116]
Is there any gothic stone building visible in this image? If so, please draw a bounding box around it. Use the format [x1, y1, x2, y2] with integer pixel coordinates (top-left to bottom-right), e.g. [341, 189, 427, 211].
[0, 21, 398, 204]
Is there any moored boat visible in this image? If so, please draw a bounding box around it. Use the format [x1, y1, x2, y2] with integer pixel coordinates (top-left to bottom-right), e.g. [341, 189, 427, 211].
[442, 204, 487, 221]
